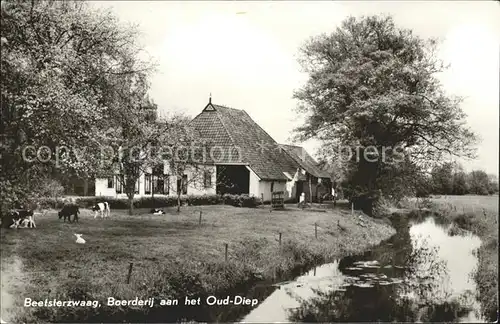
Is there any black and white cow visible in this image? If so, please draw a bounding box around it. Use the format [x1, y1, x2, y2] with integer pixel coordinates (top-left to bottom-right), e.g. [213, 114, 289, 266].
[92, 202, 110, 218]
[58, 204, 80, 223]
[1, 211, 16, 229]
[150, 208, 165, 215]
[8, 209, 36, 228]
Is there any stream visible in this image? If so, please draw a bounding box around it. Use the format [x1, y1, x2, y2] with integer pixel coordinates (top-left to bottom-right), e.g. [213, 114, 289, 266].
[236, 215, 484, 322]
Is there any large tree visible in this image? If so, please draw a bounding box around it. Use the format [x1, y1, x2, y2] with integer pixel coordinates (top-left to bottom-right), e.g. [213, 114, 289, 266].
[100, 96, 160, 215]
[1, 0, 154, 213]
[468, 170, 490, 196]
[161, 114, 214, 213]
[293, 15, 478, 213]
[431, 162, 454, 195]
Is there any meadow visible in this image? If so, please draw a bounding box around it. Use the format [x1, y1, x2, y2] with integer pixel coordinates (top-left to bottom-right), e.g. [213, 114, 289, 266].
[0, 203, 395, 323]
[428, 194, 498, 214]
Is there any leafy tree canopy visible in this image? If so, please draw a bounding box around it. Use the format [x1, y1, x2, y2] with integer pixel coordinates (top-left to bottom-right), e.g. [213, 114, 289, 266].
[293, 15, 479, 210]
[1, 0, 155, 211]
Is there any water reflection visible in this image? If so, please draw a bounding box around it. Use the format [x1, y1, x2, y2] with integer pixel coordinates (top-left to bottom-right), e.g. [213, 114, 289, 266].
[241, 216, 484, 323]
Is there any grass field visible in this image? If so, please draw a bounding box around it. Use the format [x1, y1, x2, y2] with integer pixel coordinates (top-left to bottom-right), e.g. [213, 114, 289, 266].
[428, 194, 499, 214]
[0, 204, 395, 323]
[406, 194, 498, 322]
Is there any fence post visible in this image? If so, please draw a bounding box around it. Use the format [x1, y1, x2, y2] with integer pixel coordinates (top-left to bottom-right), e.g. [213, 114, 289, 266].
[126, 262, 134, 284]
[315, 223, 318, 239]
[278, 232, 282, 248]
[261, 193, 264, 205]
[224, 243, 228, 262]
[199, 210, 202, 225]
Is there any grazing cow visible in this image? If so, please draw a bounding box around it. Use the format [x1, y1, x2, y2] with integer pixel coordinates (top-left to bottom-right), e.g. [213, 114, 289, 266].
[58, 205, 80, 223]
[1, 211, 17, 229]
[9, 209, 36, 228]
[150, 208, 165, 215]
[92, 202, 110, 218]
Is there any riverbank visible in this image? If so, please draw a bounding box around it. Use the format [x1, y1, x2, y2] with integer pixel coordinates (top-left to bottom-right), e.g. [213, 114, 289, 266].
[402, 195, 498, 322]
[0, 204, 395, 323]
[446, 213, 497, 322]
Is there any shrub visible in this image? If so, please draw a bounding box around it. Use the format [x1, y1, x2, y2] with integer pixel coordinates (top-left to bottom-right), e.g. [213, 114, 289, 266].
[222, 194, 259, 208]
[372, 195, 392, 218]
[238, 194, 259, 208]
[32, 193, 259, 210]
[351, 190, 382, 216]
[185, 194, 222, 206]
[32, 179, 65, 199]
[133, 196, 179, 209]
[76, 196, 120, 208]
[34, 197, 63, 209]
[452, 212, 479, 231]
[222, 193, 237, 206]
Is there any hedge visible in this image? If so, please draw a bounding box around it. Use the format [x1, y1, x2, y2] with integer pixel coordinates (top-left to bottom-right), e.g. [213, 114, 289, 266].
[32, 194, 260, 210]
[221, 194, 260, 208]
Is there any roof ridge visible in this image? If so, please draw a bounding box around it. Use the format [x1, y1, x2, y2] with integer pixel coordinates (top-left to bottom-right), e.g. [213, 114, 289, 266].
[280, 143, 302, 149]
[212, 103, 241, 111]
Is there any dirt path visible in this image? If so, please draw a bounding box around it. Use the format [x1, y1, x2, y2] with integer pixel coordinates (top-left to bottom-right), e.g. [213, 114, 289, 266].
[1, 253, 26, 323]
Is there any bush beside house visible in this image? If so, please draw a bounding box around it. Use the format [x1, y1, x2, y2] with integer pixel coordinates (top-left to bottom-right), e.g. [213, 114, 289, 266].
[33, 194, 260, 210]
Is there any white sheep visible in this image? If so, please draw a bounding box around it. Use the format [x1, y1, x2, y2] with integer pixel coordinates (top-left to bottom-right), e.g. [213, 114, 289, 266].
[74, 234, 86, 244]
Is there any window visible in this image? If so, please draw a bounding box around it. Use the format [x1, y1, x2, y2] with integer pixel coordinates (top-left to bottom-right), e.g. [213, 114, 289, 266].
[135, 178, 140, 194]
[153, 175, 164, 195]
[204, 170, 212, 188]
[145, 174, 152, 194]
[115, 175, 123, 194]
[177, 175, 188, 195]
[107, 177, 114, 188]
[183, 175, 188, 194]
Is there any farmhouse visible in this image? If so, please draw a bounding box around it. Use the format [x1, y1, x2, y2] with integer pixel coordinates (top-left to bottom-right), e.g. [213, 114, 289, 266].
[95, 99, 331, 202]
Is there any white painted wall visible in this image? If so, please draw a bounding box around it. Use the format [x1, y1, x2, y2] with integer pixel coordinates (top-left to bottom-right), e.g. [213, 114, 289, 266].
[95, 173, 146, 198]
[164, 164, 216, 196]
[185, 165, 216, 195]
[286, 180, 296, 201]
[95, 164, 217, 198]
[258, 180, 287, 201]
[248, 166, 261, 197]
[95, 178, 116, 197]
[247, 167, 291, 201]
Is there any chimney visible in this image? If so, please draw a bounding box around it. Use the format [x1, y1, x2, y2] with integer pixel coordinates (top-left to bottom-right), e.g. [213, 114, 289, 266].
[209, 93, 212, 104]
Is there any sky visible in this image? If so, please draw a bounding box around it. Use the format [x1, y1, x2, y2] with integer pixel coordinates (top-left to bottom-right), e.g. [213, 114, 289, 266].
[92, 1, 499, 176]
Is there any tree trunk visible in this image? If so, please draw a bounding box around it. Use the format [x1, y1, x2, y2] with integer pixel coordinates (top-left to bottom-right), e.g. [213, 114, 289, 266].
[83, 179, 88, 196]
[152, 175, 155, 199]
[177, 192, 181, 212]
[128, 197, 134, 215]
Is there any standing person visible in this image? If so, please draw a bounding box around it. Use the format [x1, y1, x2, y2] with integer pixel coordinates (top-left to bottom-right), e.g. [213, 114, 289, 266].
[298, 192, 306, 209]
[332, 187, 337, 207]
